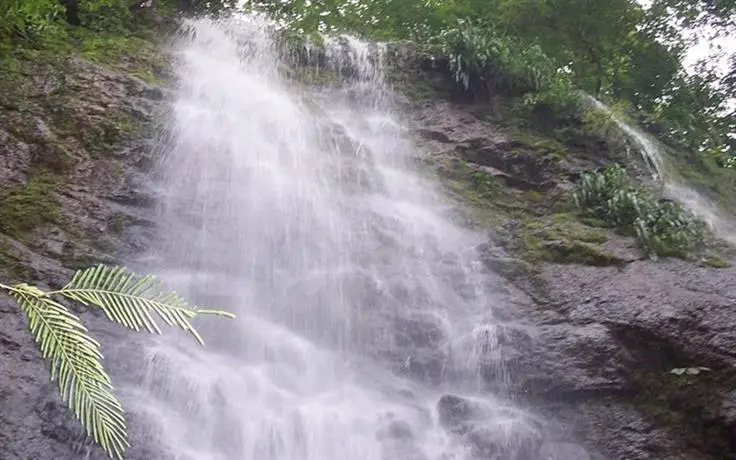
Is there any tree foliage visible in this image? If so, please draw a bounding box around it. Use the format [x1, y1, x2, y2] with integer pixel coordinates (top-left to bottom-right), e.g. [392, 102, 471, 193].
[2, 0, 733, 166]
[245, 0, 735, 168]
[0, 265, 234, 459]
[3, 0, 733, 167]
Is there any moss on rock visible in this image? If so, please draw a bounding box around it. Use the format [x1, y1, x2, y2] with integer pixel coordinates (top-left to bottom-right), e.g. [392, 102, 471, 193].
[288, 65, 342, 86]
[83, 113, 138, 157]
[0, 173, 61, 240]
[536, 239, 622, 266]
[698, 256, 732, 269]
[514, 214, 622, 266]
[510, 129, 571, 161]
[107, 212, 133, 234]
[74, 31, 168, 82]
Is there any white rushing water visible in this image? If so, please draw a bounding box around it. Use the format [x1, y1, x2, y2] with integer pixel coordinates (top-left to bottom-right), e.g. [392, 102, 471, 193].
[586, 96, 736, 247]
[118, 16, 547, 460]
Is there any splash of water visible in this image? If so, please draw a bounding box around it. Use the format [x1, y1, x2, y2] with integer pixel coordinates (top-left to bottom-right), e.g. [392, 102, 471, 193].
[116, 15, 547, 460]
[586, 96, 736, 246]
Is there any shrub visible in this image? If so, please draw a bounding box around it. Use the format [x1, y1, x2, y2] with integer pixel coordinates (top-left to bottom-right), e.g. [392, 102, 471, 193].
[523, 73, 580, 114]
[429, 18, 576, 109]
[573, 164, 703, 259]
[0, 1, 64, 41]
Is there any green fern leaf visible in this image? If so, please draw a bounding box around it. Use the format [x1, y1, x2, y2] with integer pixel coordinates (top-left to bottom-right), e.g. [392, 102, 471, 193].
[52, 264, 234, 345]
[10, 284, 128, 460]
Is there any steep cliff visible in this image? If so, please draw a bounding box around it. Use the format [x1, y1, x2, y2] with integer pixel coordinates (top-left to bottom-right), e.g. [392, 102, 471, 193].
[389, 49, 736, 459]
[0, 25, 167, 459]
[1, 19, 735, 460]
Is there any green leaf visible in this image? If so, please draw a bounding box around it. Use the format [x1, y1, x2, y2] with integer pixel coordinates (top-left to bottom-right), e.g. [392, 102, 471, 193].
[10, 284, 128, 460]
[53, 264, 235, 346]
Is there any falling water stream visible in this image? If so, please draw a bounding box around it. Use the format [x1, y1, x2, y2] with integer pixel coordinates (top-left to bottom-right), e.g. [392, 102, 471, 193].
[116, 16, 549, 460]
[587, 97, 736, 246]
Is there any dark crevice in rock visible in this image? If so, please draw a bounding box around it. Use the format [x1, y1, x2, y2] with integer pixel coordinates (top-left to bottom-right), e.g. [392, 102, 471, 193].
[610, 325, 736, 459]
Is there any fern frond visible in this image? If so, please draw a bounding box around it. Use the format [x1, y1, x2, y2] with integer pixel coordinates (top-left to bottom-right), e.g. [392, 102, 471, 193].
[52, 265, 234, 345]
[10, 284, 128, 460]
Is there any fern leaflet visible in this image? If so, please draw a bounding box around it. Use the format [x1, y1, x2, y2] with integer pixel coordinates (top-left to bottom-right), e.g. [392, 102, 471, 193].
[52, 264, 234, 345]
[10, 284, 128, 460]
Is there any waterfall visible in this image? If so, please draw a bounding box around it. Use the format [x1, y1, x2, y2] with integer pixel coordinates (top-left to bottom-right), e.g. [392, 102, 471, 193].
[586, 96, 736, 247]
[115, 15, 545, 460]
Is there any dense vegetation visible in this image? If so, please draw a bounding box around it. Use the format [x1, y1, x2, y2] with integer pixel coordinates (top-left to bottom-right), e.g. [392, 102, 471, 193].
[2, 0, 734, 166]
[248, 0, 735, 169]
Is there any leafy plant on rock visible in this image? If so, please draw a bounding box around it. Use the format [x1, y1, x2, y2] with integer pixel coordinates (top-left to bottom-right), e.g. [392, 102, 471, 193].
[0, 264, 234, 459]
[573, 164, 703, 259]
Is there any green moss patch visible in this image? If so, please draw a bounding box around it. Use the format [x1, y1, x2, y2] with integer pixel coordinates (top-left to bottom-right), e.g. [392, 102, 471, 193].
[107, 212, 133, 234]
[530, 238, 622, 266]
[0, 174, 61, 239]
[441, 168, 533, 225]
[510, 130, 571, 161]
[388, 68, 443, 101]
[288, 65, 342, 86]
[82, 113, 138, 157]
[73, 31, 167, 82]
[514, 214, 622, 266]
[698, 256, 732, 269]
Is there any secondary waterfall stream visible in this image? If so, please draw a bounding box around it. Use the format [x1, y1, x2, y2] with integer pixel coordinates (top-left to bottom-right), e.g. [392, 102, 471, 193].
[586, 97, 736, 247]
[117, 16, 546, 460]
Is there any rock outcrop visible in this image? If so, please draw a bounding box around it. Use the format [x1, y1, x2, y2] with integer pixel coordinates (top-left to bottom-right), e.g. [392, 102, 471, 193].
[396, 60, 736, 459]
[0, 41, 166, 459]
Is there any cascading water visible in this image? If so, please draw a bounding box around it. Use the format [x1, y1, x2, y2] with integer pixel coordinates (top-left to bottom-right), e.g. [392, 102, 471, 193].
[113, 15, 550, 460]
[586, 96, 736, 247]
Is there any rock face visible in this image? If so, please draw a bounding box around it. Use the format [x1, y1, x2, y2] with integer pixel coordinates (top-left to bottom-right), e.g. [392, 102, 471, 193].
[402, 80, 736, 459]
[528, 260, 736, 459]
[0, 47, 165, 459]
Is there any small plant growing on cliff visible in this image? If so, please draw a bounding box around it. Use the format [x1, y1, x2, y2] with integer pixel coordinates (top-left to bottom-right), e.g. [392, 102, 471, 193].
[572, 164, 627, 217]
[0, 264, 235, 460]
[573, 164, 703, 259]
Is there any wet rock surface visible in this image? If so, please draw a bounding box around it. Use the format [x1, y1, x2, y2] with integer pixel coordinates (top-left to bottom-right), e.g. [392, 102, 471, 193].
[0, 51, 165, 459]
[527, 260, 736, 459]
[406, 91, 736, 459]
[437, 394, 544, 460]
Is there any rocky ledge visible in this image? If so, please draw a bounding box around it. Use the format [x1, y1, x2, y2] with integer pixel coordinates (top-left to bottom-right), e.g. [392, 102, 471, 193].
[399, 71, 736, 459]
